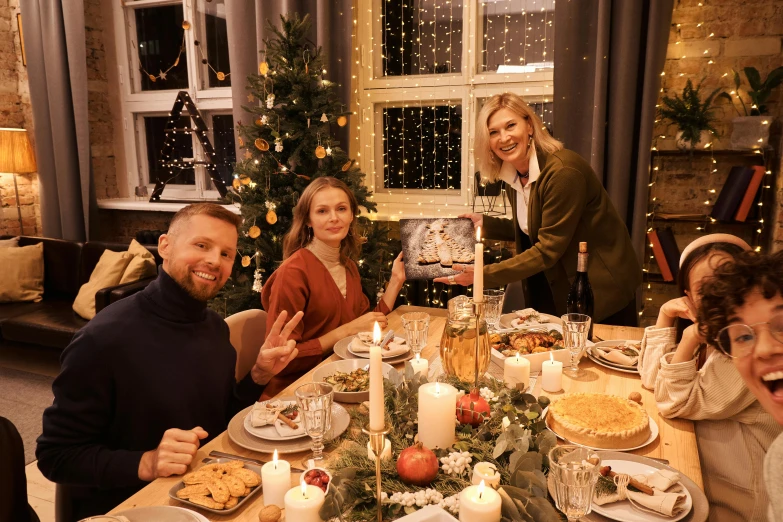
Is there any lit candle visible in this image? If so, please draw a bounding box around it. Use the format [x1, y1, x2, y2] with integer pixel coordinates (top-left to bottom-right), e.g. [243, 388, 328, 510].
[541, 352, 563, 393]
[459, 480, 502, 522]
[369, 321, 385, 431]
[417, 381, 458, 449]
[472, 462, 501, 488]
[260, 449, 291, 508]
[283, 481, 325, 522]
[408, 353, 429, 376]
[473, 226, 484, 301]
[503, 354, 530, 390]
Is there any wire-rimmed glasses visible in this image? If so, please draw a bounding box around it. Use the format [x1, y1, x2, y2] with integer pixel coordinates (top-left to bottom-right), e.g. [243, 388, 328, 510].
[716, 314, 783, 358]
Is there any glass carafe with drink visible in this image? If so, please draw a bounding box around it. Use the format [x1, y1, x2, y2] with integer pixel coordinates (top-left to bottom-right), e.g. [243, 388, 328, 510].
[440, 296, 491, 384]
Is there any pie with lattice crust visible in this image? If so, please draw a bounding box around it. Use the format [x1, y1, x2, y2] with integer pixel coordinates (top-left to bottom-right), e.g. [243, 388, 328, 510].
[548, 393, 650, 449]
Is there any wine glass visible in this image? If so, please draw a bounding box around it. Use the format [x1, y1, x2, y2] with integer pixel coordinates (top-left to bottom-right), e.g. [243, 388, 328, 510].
[295, 382, 334, 461]
[401, 312, 430, 355]
[548, 445, 601, 521]
[561, 313, 591, 375]
[482, 289, 505, 331]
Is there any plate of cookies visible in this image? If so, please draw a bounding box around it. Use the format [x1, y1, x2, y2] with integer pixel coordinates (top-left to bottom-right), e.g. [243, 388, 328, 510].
[400, 218, 476, 280]
[168, 458, 262, 515]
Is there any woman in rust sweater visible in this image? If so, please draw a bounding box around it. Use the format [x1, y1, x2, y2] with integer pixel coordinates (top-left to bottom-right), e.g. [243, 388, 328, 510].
[261, 177, 405, 398]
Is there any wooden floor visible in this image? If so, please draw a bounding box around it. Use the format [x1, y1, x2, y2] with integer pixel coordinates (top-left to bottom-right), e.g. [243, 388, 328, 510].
[0, 341, 60, 522]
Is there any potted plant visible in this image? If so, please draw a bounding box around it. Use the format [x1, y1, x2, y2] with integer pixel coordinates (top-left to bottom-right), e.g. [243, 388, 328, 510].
[658, 79, 721, 150]
[718, 66, 783, 150]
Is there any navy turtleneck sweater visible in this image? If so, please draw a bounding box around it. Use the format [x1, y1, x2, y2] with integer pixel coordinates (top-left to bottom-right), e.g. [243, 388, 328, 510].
[36, 269, 264, 520]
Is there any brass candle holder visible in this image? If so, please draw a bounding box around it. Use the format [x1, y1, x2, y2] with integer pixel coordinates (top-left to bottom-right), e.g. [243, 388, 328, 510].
[472, 299, 485, 389]
[362, 425, 391, 522]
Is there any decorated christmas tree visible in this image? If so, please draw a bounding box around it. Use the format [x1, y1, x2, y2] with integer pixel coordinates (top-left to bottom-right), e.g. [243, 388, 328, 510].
[216, 14, 400, 316]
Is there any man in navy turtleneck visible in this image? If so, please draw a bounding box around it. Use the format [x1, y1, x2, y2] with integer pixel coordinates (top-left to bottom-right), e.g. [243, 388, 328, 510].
[36, 203, 303, 521]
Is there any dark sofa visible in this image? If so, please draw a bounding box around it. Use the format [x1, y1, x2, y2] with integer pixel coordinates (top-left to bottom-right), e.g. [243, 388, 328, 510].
[0, 236, 161, 350]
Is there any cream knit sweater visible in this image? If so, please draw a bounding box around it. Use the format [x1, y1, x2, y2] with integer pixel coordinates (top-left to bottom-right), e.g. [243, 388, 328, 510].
[639, 326, 782, 522]
[306, 237, 347, 297]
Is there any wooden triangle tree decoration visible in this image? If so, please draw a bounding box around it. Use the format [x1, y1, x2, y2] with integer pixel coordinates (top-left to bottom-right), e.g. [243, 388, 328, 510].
[149, 90, 229, 202]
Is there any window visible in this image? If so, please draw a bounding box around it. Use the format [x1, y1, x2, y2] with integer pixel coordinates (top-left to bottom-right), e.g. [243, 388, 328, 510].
[357, 0, 555, 218]
[113, 0, 233, 201]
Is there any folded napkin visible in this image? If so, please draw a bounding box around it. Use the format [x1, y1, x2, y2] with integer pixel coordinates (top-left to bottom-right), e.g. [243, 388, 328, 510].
[639, 469, 681, 492]
[250, 400, 284, 428]
[593, 470, 688, 518]
[594, 343, 639, 366]
[351, 336, 409, 357]
[274, 416, 306, 437]
[513, 308, 541, 324]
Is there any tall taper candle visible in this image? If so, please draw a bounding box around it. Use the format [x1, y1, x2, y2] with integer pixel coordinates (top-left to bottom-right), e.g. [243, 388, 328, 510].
[474, 226, 483, 301]
[369, 321, 385, 431]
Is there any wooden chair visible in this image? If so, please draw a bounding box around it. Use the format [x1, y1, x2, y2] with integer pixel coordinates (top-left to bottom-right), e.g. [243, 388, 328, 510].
[225, 309, 268, 381]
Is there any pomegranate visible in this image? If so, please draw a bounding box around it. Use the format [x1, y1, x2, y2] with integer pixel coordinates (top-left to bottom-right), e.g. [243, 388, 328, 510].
[456, 388, 491, 427]
[396, 442, 439, 486]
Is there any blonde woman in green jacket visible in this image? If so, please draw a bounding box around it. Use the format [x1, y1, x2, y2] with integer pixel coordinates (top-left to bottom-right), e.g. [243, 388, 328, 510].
[435, 93, 641, 325]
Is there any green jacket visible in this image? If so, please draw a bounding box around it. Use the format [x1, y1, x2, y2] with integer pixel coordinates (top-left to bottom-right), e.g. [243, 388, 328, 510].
[482, 148, 642, 322]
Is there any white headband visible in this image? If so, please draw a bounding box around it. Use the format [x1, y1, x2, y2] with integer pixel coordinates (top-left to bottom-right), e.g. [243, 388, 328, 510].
[679, 233, 752, 268]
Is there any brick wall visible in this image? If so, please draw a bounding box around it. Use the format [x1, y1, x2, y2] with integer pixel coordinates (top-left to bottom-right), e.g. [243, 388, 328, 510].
[0, 0, 41, 236]
[641, 0, 783, 326]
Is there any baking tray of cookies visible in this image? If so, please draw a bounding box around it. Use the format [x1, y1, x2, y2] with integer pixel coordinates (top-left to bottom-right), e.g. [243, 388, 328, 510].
[400, 217, 476, 280]
[168, 458, 263, 515]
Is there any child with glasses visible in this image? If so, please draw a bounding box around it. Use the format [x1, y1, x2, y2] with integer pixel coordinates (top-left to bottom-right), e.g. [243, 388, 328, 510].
[699, 249, 783, 522]
[638, 235, 781, 522]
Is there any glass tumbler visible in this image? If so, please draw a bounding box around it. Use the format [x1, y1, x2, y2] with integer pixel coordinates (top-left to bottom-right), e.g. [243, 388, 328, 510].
[548, 445, 601, 521]
[295, 382, 334, 461]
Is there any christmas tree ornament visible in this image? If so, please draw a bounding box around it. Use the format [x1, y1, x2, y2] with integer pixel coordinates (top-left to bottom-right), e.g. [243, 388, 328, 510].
[259, 61, 269, 76]
[247, 93, 255, 102]
[261, 115, 268, 125]
[325, 144, 332, 156]
[241, 255, 251, 267]
[216, 71, 226, 81]
[307, 118, 311, 128]
[266, 209, 278, 224]
[252, 268, 263, 293]
[337, 115, 348, 127]
[320, 113, 328, 123]
[315, 146, 326, 159]
[342, 160, 353, 171]
[243, 150, 252, 159]
[232, 178, 241, 190]
[266, 94, 275, 109]
[255, 118, 263, 126]
[248, 225, 261, 238]
[274, 137, 283, 152]
[255, 138, 269, 151]
[148, 74, 157, 83]
[182, 20, 191, 30]
[303, 49, 310, 74]
[239, 174, 251, 185]
[237, 137, 244, 147]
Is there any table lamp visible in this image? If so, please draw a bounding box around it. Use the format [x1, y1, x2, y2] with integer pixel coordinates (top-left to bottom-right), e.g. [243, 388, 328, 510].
[0, 128, 37, 235]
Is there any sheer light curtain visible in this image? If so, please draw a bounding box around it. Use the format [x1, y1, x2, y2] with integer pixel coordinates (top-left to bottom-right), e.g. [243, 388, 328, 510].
[225, 0, 353, 160]
[553, 0, 674, 261]
[20, 0, 92, 240]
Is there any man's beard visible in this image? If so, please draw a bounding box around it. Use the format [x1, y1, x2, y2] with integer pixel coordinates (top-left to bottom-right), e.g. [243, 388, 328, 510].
[171, 267, 222, 301]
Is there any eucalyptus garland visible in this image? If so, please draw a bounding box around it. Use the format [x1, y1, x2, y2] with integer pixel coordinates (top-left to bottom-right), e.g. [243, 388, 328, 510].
[319, 366, 564, 522]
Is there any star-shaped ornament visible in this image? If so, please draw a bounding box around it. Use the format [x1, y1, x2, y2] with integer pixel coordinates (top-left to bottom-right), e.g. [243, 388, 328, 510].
[247, 94, 255, 102]
[158, 70, 167, 80]
[244, 150, 252, 159]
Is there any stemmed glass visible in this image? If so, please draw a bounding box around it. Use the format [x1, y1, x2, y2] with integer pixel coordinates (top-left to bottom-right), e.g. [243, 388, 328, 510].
[295, 382, 334, 461]
[549, 445, 601, 521]
[401, 312, 430, 355]
[561, 313, 591, 375]
[483, 289, 505, 331]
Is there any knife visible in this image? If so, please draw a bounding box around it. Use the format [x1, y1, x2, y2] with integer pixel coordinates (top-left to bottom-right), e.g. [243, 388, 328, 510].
[379, 329, 395, 350]
[207, 450, 306, 472]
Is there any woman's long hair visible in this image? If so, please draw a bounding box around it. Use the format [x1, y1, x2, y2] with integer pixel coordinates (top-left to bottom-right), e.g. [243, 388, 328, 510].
[282, 176, 362, 263]
[474, 92, 563, 182]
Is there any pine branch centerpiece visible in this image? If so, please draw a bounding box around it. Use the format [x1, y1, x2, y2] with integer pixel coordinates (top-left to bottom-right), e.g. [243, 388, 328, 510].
[216, 14, 400, 315]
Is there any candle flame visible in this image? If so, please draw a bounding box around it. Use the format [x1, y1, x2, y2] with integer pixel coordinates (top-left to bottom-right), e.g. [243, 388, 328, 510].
[373, 321, 381, 345]
[478, 479, 486, 498]
[435, 381, 440, 394]
[549, 352, 554, 362]
[273, 449, 278, 468]
[301, 478, 308, 497]
[476, 226, 481, 242]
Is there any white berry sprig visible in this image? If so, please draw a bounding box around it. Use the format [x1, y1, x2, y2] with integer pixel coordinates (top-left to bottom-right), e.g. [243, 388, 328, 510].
[440, 450, 473, 476]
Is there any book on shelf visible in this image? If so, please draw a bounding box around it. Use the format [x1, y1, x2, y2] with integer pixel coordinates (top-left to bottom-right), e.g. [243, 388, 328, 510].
[647, 228, 680, 282]
[711, 166, 756, 222]
[734, 166, 766, 222]
[655, 212, 708, 221]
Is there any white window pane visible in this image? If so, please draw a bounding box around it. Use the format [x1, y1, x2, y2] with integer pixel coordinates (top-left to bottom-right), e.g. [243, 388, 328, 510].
[381, 0, 463, 76]
[481, 0, 555, 73]
[133, 5, 189, 91]
[195, 0, 231, 89]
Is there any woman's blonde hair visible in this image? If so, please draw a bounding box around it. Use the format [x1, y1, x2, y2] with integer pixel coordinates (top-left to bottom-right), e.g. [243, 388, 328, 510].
[282, 176, 362, 263]
[474, 93, 563, 181]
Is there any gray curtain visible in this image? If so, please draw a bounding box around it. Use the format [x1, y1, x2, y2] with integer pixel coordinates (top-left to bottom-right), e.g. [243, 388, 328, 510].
[225, 0, 353, 160]
[20, 0, 92, 241]
[553, 0, 673, 262]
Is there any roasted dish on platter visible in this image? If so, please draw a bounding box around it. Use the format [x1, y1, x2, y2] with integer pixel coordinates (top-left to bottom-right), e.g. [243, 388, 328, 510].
[490, 329, 564, 357]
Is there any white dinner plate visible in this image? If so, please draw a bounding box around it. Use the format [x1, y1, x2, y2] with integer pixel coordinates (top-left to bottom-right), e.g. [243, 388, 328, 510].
[242, 398, 308, 441]
[114, 506, 206, 521]
[587, 343, 640, 375]
[545, 414, 659, 452]
[347, 336, 408, 359]
[334, 335, 414, 364]
[499, 311, 561, 329]
[588, 458, 693, 522]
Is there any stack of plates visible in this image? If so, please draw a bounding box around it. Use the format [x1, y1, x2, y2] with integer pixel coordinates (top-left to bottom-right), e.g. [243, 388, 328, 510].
[586, 340, 640, 374]
[333, 335, 414, 364]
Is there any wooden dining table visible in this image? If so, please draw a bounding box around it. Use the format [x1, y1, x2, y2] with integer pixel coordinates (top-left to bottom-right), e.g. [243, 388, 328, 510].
[109, 305, 704, 520]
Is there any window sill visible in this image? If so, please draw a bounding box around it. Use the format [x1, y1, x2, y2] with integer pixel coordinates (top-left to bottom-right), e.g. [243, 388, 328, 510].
[97, 198, 241, 214]
[362, 204, 513, 222]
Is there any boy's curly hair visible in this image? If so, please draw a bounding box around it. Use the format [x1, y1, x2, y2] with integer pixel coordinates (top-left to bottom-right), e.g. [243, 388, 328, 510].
[699, 250, 783, 346]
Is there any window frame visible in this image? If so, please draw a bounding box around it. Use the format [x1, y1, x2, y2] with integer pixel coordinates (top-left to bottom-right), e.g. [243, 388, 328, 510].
[111, 0, 232, 201]
[356, 0, 554, 219]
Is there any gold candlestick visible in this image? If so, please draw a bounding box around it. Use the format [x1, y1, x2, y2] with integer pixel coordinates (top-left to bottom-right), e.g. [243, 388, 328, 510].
[362, 425, 391, 522]
[472, 300, 485, 389]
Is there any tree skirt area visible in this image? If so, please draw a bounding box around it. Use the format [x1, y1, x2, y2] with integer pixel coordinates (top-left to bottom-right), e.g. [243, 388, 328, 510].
[0, 367, 54, 464]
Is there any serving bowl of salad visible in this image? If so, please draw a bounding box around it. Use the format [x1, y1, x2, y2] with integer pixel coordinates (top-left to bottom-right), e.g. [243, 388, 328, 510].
[312, 359, 396, 403]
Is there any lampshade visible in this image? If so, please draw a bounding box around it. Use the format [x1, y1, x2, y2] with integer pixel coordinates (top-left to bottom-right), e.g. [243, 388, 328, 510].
[0, 128, 37, 173]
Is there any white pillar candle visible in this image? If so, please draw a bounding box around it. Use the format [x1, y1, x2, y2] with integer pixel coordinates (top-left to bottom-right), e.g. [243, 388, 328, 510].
[472, 462, 501, 488]
[408, 353, 429, 376]
[260, 450, 291, 508]
[417, 381, 458, 450]
[283, 482, 325, 522]
[541, 352, 563, 393]
[459, 480, 501, 522]
[503, 354, 530, 390]
[473, 226, 484, 301]
[369, 321, 385, 431]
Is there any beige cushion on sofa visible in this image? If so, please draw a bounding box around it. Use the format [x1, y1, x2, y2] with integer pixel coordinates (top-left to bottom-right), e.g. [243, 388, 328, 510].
[0, 236, 20, 248]
[73, 250, 134, 319]
[119, 240, 157, 284]
[0, 242, 44, 302]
